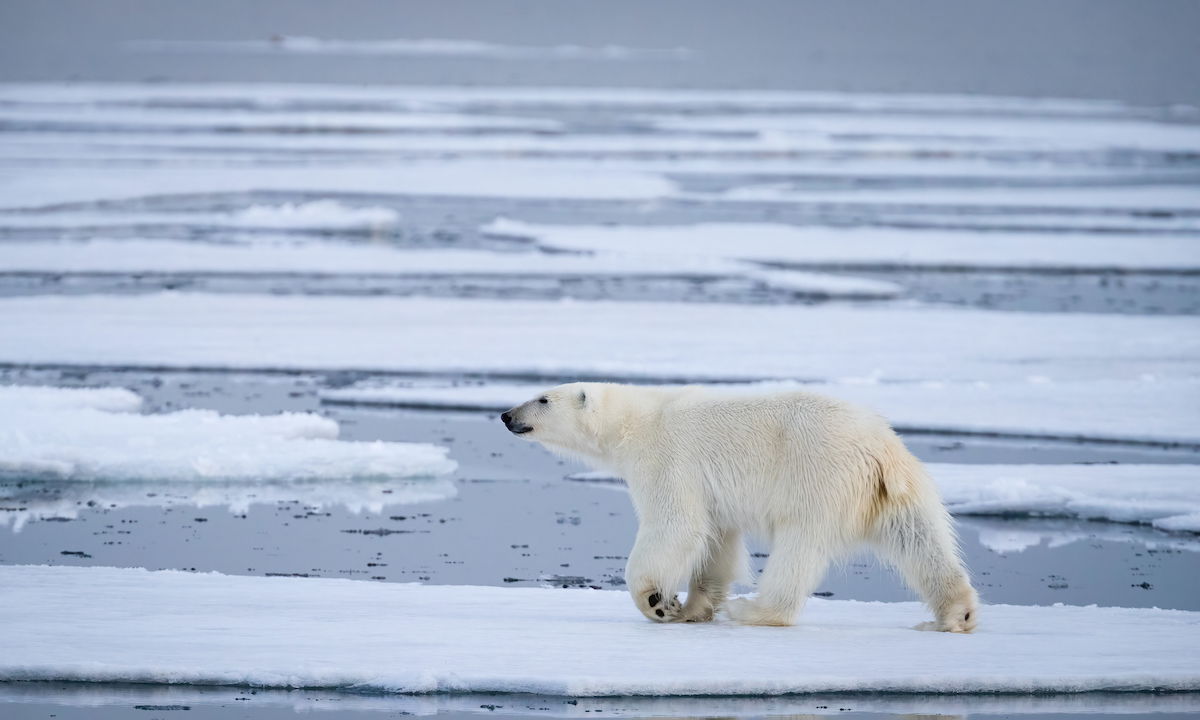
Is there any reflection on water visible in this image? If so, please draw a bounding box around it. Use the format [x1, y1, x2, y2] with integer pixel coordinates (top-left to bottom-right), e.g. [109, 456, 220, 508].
[0, 477, 457, 532]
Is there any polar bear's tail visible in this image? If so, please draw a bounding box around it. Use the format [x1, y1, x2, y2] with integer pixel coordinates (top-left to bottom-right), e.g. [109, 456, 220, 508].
[869, 436, 979, 633]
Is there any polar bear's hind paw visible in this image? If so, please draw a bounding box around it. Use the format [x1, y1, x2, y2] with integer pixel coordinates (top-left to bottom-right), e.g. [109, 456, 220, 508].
[725, 597, 795, 626]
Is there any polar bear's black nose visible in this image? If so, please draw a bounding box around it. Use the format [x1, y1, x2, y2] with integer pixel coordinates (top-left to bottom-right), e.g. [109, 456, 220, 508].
[501, 412, 512, 425]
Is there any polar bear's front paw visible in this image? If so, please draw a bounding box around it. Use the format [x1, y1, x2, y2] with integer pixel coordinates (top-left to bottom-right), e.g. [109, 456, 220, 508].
[637, 589, 683, 622]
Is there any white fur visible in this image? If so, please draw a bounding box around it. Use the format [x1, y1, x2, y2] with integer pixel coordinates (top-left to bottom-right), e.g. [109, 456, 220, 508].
[502, 383, 978, 631]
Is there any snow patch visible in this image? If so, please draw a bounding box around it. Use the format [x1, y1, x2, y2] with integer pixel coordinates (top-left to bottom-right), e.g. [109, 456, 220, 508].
[2, 565, 1198, 695]
[0, 384, 142, 413]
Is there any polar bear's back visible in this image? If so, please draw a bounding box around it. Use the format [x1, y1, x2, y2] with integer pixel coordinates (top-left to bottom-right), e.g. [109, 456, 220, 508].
[641, 386, 914, 535]
[659, 386, 893, 452]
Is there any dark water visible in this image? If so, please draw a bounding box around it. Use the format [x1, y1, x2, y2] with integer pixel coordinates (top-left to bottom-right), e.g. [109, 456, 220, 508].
[2, 0, 1200, 105]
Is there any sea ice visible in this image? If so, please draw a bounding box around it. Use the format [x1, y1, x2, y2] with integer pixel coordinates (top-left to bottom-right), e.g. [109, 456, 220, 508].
[0, 161, 677, 211]
[228, 201, 400, 229]
[320, 378, 1200, 446]
[2, 565, 1197, 695]
[0, 385, 456, 484]
[646, 111, 1200, 152]
[483, 218, 1200, 272]
[0, 83, 1144, 118]
[936, 464, 1200, 532]
[0, 294, 1193, 383]
[0, 240, 901, 298]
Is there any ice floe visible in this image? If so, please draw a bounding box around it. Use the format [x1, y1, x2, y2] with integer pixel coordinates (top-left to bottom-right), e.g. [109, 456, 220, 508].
[2, 565, 1197, 694]
[0, 385, 456, 484]
[484, 218, 1200, 272]
[0, 384, 143, 413]
[228, 201, 400, 229]
[0, 162, 677, 210]
[0, 201, 401, 233]
[0, 239, 901, 299]
[2, 82, 1193, 220]
[320, 378, 1200, 446]
[1, 294, 1194, 383]
[646, 111, 1200, 152]
[936, 464, 1200, 533]
[716, 184, 1200, 212]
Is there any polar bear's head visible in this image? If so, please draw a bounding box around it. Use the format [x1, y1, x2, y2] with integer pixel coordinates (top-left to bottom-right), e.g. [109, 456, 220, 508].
[501, 382, 610, 459]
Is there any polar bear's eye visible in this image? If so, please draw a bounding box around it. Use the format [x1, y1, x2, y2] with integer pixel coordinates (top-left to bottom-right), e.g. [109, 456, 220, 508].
[579, 391, 587, 405]
[539, 397, 549, 404]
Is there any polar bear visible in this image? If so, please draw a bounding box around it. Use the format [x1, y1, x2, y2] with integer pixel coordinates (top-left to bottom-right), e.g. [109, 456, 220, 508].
[501, 382, 977, 632]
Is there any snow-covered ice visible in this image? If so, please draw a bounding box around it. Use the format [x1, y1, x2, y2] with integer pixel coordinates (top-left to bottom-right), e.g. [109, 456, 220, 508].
[715, 184, 1200, 212]
[324, 378, 1200, 446]
[2, 83, 1194, 219]
[645, 111, 1200, 153]
[936, 464, 1200, 533]
[2, 565, 1198, 695]
[484, 218, 1200, 272]
[0, 384, 143, 413]
[0, 202, 401, 233]
[1, 294, 1195, 383]
[0, 385, 456, 483]
[0, 162, 677, 211]
[0, 240, 901, 298]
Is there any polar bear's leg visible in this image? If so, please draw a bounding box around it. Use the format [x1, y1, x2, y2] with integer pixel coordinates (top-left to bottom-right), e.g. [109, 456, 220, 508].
[727, 524, 831, 626]
[625, 522, 708, 623]
[680, 529, 745, 623]
[873, 497, 978, 633]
